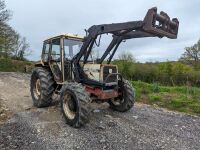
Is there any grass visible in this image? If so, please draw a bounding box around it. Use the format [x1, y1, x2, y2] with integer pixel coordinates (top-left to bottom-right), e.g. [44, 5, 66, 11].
[189, 103, 200, 113]
[131, 80, 200, 116]
[149, 94, 161, 103]
[0, 58, 34, 72]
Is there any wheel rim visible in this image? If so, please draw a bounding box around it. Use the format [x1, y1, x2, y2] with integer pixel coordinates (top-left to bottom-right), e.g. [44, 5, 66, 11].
[63, 93, 77, 120]
[111, 87, 125, 106]
[33, 79, 41, 99]
[111, 98, 124, 106]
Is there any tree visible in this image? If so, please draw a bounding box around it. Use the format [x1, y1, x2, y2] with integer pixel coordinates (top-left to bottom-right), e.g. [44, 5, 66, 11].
[115, 51, 136, 79]
[0, 0, 14, 58]
[0, 0, 30, 60]
[118, 51, 136, 62]
[16, 37, 30, 60]
[158, 62, 173, 85]
[0, 0, 11, 23]
[179, 40, 200, 66]
[0, 22, 18, 57]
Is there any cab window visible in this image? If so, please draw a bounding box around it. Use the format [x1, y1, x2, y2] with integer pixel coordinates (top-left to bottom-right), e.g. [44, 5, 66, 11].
[42, 42, 50, 62]
[64, 39, 82, 59]
[51, 38, 61, 61]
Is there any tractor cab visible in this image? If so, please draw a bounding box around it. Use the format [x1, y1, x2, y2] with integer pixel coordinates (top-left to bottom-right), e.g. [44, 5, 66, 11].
[40, 33, 119, 88]
[41, 34, 83, 82]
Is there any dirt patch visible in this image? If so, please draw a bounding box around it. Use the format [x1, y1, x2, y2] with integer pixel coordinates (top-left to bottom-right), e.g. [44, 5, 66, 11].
[0, 99, 11, 123]
[0, 72, 32, 113]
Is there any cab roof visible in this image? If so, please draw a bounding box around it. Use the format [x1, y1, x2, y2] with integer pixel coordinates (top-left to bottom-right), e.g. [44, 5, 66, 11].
[44, 33, 84, 42]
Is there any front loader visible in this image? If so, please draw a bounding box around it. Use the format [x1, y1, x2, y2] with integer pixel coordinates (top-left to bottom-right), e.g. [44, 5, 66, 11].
[30, 7, 179, 128]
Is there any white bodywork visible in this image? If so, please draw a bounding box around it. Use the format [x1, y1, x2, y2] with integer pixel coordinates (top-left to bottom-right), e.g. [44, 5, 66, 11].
[83, 64, 118, 82]
[83, 64, 102, 82]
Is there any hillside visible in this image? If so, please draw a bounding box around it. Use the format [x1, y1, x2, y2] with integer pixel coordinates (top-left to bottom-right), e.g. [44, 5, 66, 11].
[0, 58, 34, 72]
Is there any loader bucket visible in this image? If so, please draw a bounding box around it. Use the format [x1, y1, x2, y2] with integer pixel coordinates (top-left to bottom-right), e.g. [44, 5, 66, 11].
[143, 7, 179, 39]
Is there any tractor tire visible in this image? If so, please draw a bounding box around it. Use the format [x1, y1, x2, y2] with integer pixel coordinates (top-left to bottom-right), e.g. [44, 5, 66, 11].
[30, 67, 55, 107]
[60, 83, 91, 128]
[109, 80, 135, 112]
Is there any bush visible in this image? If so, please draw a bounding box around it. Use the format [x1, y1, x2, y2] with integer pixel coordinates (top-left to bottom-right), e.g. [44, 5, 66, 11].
[152, 83, 160, 93]
[114, 60, 200, 87]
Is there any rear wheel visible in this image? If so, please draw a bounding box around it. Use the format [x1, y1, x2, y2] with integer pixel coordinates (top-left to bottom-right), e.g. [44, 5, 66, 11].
[109, 80, 135, 112]
[60, 83, 91, 128]
[30, 67, 55, 107]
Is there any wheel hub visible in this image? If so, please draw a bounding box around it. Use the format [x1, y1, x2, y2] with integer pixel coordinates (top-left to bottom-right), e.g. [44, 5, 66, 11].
[111, 98, 124, 106]
[68, 98, 76, 111]
[63, 94, 76, 119]
[33, 79, 41, 99]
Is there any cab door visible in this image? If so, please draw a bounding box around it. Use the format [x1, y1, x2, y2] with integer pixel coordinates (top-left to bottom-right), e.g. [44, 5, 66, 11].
[42, 41, 50, 63]
[49, 38, 62, 82]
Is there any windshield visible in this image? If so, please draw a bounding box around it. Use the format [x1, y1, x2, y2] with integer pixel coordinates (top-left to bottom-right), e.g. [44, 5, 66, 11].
[64, 38, 83, 59]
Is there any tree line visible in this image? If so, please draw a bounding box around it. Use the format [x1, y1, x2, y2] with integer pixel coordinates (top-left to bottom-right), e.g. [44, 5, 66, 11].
[0, 0, 30, 60]
[113, 39, 200, 87]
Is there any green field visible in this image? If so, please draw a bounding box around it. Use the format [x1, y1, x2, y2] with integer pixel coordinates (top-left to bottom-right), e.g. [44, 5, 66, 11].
[131, 80, 200, 116]
[0, 58, 33, 72]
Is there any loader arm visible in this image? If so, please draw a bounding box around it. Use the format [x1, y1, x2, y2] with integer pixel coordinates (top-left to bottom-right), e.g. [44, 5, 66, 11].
[72, 7, 179, 84]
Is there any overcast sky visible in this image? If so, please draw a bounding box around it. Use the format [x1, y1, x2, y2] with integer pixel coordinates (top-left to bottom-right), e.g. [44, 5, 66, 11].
[6, 0, 200, 62]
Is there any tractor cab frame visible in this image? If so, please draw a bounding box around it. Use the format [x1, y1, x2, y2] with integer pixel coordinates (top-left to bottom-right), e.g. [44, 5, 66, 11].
[39, 34, 83, 83]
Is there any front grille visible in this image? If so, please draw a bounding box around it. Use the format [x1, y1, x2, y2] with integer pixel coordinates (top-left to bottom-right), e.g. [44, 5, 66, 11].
[103, 66, 117, 83]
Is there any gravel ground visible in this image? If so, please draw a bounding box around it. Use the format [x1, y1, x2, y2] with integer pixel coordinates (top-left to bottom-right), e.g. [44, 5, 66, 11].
[0, 72, 200, 150]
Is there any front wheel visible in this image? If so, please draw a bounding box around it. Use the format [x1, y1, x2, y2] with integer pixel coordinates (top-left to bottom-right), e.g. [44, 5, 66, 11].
[30, 67, 55, 107]
[60, 83, 91, 128]
[109, 80, 135, 112]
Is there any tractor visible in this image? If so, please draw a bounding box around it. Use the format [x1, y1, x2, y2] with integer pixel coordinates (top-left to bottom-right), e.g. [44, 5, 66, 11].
[30, 7, 179, 128]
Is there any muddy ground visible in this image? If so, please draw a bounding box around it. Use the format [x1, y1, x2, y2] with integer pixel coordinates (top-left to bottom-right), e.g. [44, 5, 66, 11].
[0, 72, 200, 150]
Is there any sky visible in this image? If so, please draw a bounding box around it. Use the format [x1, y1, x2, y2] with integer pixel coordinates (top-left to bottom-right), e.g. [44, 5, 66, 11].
[5, 0, 200, 62]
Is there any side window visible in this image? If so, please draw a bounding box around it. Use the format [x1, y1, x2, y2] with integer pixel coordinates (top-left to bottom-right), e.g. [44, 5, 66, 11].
[43, 42, 50, 62]
[51, 39, 61, 61]
[64, 39, 82, 59]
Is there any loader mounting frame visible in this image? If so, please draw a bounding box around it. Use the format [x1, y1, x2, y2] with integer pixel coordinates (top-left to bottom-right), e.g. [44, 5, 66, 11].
[72, 7, 179, 87]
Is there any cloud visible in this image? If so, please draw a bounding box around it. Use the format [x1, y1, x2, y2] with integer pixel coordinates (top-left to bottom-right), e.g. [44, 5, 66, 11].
[6, 0, 200, 62]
